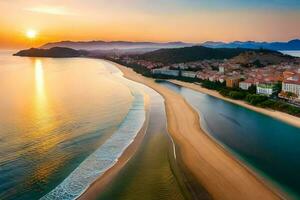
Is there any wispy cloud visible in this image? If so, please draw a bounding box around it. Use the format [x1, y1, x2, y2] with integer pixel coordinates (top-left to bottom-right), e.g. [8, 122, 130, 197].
[25, 6, 75, 15]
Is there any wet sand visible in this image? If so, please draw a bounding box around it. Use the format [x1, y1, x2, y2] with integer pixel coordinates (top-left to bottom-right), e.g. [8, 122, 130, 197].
[170, 80, 300, 128]
[112, 63, 283, 200]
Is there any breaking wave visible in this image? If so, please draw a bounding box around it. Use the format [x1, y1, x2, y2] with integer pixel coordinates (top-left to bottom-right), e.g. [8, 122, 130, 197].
[40, 87, 145, 200]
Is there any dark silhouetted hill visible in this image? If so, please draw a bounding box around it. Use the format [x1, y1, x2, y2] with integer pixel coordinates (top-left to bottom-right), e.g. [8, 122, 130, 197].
[14, 47, 88, 58]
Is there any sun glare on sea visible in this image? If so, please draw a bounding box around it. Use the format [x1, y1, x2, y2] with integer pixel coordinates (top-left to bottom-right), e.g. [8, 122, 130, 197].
[26, 29, 37, 39]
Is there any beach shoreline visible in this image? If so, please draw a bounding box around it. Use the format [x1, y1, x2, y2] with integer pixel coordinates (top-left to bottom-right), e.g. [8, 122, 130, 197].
[111, 61, 283, 200]
[77, 93, 150, 200]
[169, 80, 300, 128]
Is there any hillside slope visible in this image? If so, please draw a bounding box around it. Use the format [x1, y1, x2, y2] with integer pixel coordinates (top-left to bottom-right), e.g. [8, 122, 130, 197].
[230, 51, 293, 66]
[137, 46, 280, 64]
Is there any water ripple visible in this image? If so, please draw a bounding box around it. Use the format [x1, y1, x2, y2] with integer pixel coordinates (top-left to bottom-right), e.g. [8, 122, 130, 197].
[40, 88, 145, 200]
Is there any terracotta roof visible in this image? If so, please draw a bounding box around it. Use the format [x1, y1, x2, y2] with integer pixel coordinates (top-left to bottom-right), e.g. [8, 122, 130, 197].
[284, 74, 300, 85]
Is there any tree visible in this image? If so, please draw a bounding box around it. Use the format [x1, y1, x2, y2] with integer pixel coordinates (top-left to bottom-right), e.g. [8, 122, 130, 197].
[253, 59, 265, 68]
[248, 85, 256, 94]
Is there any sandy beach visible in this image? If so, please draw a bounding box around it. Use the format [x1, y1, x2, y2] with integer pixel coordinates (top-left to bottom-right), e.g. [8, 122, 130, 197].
[169, 80, 300, 128]
[78, 94, 150, 200]
[110, 62, 283, 200]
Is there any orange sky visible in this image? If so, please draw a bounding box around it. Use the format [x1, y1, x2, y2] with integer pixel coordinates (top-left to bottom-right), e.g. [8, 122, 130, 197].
[1, 0, 300, 49]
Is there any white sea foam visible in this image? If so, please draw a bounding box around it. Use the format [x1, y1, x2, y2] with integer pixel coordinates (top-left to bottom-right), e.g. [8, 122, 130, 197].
[40, 85, 145, 200]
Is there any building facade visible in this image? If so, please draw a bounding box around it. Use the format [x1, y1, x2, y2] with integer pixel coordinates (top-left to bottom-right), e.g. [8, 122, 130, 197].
[181, 71, 197, 78]
[226, 78, 240, 88]
[239, 81, 252, 90]
[282, 74, 300, 99]
[256, 83, 278, 96]
[151, 68, 179, 77]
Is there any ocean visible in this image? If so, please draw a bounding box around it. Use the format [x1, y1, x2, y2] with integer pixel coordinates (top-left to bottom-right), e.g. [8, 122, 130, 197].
[280, 50, 300, 58]
[0, 52, 145, 199]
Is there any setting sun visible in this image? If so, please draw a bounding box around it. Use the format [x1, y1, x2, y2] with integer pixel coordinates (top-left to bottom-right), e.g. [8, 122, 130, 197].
[26, 29, 37, 39]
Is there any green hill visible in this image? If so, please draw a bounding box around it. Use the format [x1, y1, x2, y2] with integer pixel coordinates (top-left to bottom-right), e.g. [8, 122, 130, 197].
[137, 46, 281, 64]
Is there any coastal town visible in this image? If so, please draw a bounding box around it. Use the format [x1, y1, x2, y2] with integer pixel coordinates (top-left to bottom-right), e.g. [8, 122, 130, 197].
[109, 54, 300, 106]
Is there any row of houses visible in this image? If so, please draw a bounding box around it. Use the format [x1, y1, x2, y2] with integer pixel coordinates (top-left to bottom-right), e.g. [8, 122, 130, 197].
[151, 67, 300, 101]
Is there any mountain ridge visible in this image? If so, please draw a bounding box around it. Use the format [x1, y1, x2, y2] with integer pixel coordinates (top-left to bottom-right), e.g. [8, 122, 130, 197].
[41, 40, 193, 51]
[202, 39, 300, 50]
[40, 39, 300, 51]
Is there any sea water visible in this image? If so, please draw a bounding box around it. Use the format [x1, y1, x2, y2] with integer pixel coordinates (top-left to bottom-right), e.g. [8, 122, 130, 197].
[0, 52, 145, 200]
[280, 50, 300, 58]
[41, 86, 145, 200]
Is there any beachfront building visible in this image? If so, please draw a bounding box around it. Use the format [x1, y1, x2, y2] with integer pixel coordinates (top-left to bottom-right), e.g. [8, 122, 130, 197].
[282, 73, 300, 100]
[181, 71, 197, 78]
[151, 68, 179, 77]
[239, 79, 254, 90]
[256, 83, 278, 96]
[226, 77, 240, 88]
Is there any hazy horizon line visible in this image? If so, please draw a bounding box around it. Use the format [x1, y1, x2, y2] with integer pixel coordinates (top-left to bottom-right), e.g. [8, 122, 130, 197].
[43, 38, 300, 44]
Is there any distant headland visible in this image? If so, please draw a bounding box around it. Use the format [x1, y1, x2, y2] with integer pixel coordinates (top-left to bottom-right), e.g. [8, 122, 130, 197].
[13, 47, 88, 58]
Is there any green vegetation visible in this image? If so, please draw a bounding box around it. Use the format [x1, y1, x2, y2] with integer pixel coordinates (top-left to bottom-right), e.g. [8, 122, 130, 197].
[245, 94, 268, 105]
[252, 59, 265, 68]
[286, 92, 298, 98]
[201, 80, 225, 90]
[259, 99, 300, 116]
[220, 89, 248, 100]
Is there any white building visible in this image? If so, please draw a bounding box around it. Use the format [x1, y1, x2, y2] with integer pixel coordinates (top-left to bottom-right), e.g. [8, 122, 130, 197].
[282, 74, 300, 99]
[239, 81, 253, 90]
[219, 66, 225, 73]
[256, 83, 278, 96]
[172, 63, 188, 70]
[218, 76, 225, 83]
[181, 71, 197, 78]
[151, 68, 179, 77]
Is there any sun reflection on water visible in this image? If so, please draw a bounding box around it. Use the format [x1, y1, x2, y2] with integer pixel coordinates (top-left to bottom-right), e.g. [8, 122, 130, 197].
[30, 59, 67, 185]
[0, 57, 135, 199]
[35, 59, 46, 112]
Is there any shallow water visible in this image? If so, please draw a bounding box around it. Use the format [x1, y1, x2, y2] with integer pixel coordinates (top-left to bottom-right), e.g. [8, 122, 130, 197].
[97, 83, 196, 200]
[0, 53, 140, 199]
[159, 81, 300, 199]
[41, 87, 145, 200]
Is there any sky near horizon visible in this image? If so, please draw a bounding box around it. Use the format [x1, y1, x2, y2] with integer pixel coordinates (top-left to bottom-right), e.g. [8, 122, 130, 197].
[1, 0, 300, 48]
